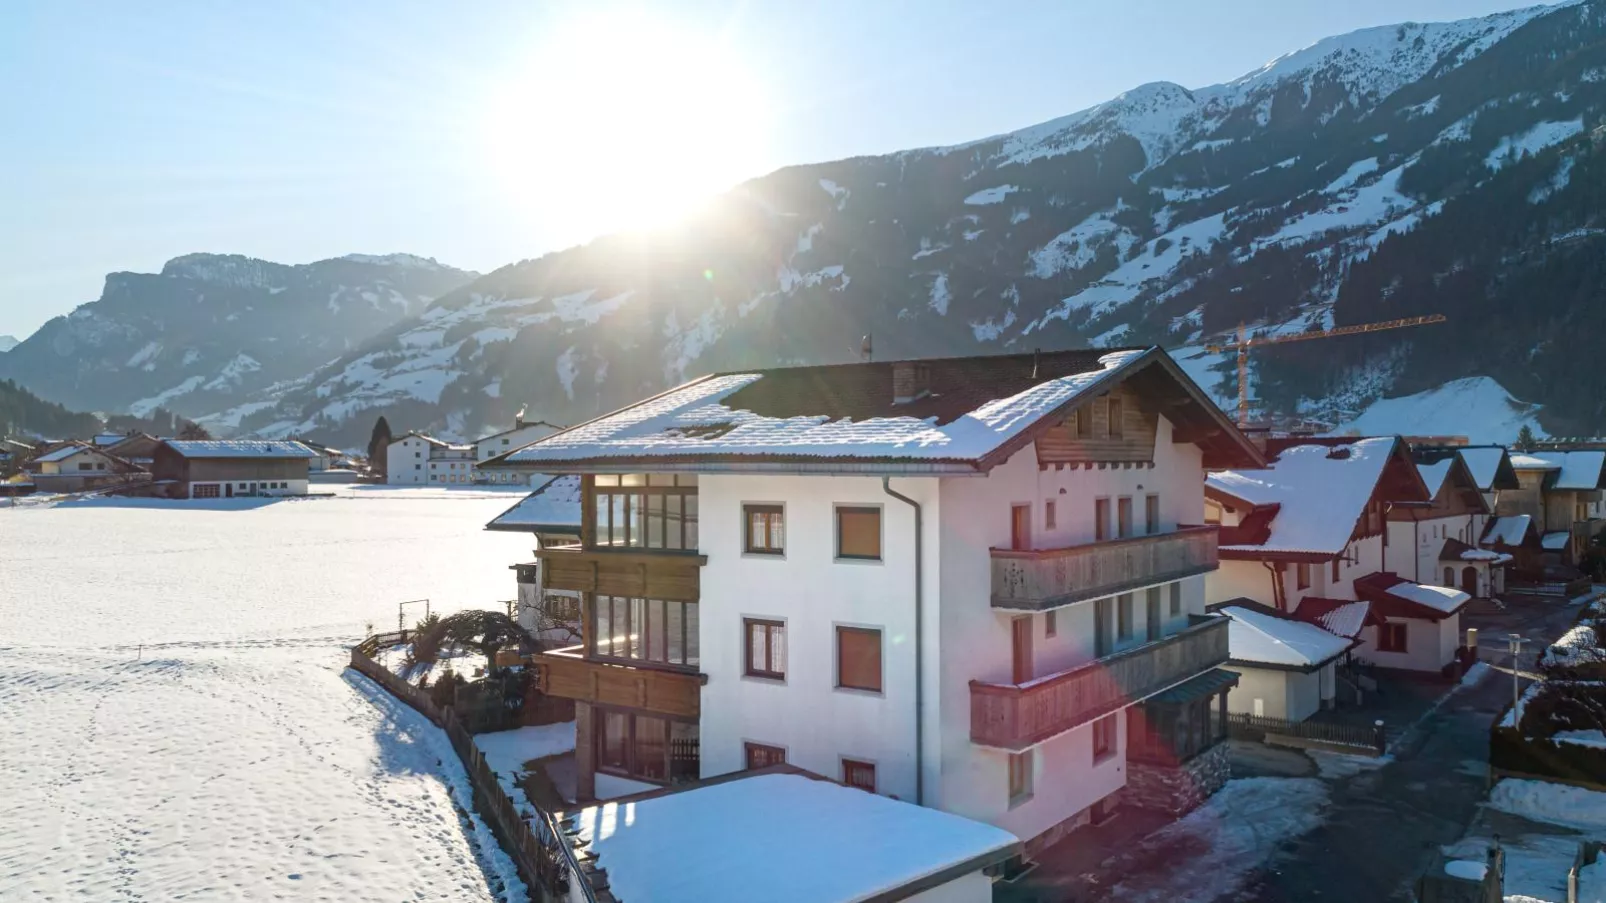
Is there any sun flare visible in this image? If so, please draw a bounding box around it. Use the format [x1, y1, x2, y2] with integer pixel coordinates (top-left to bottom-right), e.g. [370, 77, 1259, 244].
[487, 15, 770, 237]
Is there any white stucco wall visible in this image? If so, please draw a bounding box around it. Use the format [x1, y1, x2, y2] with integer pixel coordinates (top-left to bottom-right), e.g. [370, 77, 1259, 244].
[1226, 666, 1290, 719]
[1206, 533, 1384, 613]
[386, 437, 428, 484]
[1387, 514, 1477, 585]
[1354, 614, 1459, 672]
[904, 869, 994, 903]
[696, 472, 941, 804]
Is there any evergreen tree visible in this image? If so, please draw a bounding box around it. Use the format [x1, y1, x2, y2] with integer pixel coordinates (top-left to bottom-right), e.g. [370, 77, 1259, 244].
[368, 416, 393, 476]
[1516, 424, 1537, 451]
[177, 422, 212, 441]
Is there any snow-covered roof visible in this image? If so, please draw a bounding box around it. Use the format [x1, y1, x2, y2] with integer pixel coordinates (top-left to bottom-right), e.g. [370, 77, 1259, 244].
[1509, 452, 1561, 471]
[1528, 450, 1606, 490]
[485, 476, 582, 533]
[493, 347, 1262, 473]
[1294, 599, 1375, 639]
[1207, 437, 1400, 556]
[1386, 580, 1470, 614]
[163, 440, 318, 460]
[1414, 458, 1455, 498]
[571, 772, 1020, 903]
[91, 433, 125, 447]
[33, 443, 99, 463]
[1484, 515, 1533, 547]
[1353, 572, 1469, 620]
[1456, 446, 1511, 491]
[1542, 531, 1571, 550]
[1219, 606, 1352, 668]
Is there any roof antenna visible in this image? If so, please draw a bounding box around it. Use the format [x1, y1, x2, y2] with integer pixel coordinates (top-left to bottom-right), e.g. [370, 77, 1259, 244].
[1032, 347, 1040, 380]
[861, 334, 873, 363]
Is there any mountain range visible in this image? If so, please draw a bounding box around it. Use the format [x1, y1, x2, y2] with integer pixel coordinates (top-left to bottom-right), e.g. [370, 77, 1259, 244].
[5, 0, 1603, 447]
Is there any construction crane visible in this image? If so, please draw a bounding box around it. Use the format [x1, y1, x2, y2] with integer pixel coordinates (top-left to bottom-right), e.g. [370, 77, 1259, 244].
[1205, 314, 1447, 428]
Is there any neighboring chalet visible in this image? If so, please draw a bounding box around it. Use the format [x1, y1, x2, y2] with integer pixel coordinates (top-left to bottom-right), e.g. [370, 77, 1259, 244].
[1497, 451, 1606, 566]
[386, 432, 475, 485]
[486, 475, 584, 646]
[1205, 437, 1473, 676]
[474, 418, 560, 483]
[1391, 447, 1508, 597]
[1209, 601, 1355, 721]
[481, 347, 1263, 853]
[27, 442, 142, 493]
[152, 440, 318, 498]
[103, 433, 163, 471]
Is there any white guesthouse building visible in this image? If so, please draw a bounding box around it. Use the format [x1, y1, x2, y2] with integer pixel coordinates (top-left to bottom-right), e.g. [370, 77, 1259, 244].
[386, 421, 559, 485]
[483, 346, 1262, 854]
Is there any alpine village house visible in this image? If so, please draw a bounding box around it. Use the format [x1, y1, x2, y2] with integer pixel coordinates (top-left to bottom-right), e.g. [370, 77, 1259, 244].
[480, 346, 1264, 852]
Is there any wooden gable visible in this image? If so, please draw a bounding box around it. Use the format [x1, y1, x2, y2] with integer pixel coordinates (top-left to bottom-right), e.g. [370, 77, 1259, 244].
[1034, 385, 1159, 466]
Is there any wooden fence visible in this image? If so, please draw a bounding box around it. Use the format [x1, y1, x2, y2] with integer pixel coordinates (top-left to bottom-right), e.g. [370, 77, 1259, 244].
[350, 633, 606, 903]
[1226, 712, 1382, 753]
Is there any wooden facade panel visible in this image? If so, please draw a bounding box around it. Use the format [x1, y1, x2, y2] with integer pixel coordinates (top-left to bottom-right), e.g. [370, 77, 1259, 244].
[1034, 386, 1159, 465]
[535, 652, 700, 719]
[970, 616, 1229, 750]
[534, 549, 702, 601]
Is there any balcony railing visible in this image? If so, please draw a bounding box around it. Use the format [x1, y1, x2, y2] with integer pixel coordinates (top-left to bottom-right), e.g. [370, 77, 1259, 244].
[990, 525, 1218, 611]
[969, 615, 1229, 751]
[532, 646, 703, 718]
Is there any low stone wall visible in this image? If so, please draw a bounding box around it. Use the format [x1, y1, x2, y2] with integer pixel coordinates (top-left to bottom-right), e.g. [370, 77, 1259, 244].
[1124, 743, 1231, 817]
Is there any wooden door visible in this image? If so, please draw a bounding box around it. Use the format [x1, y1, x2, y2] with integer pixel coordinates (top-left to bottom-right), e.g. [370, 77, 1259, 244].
[1011, 616, 1033, 683]
[1094, 597, 1112, 657]
[1117, 497, 1133, 538]
[1010, 504, 1032, 551]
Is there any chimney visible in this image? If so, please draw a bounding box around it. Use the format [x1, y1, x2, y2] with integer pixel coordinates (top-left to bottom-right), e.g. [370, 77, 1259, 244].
[515, 403, 528, 429]
[893, 361, 931, 405]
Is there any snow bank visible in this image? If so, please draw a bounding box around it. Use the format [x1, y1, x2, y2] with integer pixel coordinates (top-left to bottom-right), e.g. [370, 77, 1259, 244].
[1541, 624, 1605, 671]
[1489, 779, 1606, 833]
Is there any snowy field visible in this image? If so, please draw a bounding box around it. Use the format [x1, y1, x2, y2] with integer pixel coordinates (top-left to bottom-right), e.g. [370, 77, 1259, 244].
[0, 485, 538, 900]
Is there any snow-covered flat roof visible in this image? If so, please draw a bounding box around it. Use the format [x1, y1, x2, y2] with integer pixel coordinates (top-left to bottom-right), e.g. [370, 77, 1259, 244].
[1354, 572, 1470, 620]
[1542, 531, 1571, 550]
[1485, 514, 1532, 546]
[1386, 580, 1469, 614]
[1208, 438, 1398, 556]
[163, 440, 318, 460]
[485, 476, 582, 532]
[571, 772, 1019, 903]
[1529, 450, 1606, 489]
[1220, 606, 1352, 668]
[1509, 452, 1562, 471]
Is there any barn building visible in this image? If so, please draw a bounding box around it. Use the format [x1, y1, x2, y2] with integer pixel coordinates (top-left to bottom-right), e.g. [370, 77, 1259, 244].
[153, 440, 318, 499]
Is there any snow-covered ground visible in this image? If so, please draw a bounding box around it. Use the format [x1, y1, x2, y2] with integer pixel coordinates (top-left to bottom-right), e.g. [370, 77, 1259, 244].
[0, 485, 537, 899]
[1445, 779, 1606, 903]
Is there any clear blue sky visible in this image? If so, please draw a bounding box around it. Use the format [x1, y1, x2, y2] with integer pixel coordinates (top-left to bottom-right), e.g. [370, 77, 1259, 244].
[0, 0, 1534, 339]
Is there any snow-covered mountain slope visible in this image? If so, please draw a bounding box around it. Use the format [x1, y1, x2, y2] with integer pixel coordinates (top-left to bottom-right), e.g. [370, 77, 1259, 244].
[0, 335, 18, 354]
[0, 254, 478, 416]
[16, 1, 1606, 447]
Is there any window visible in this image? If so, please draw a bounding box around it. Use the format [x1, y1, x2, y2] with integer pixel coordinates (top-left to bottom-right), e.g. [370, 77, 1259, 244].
[77, 462, 94, 472]
[1443, 567, 1455, 587]
[1008, 751, 1033, 806]
[1117, 594, 1133, 640]
[1045, 610, 1057, 638]
[1332, 557, 1340, 582]
[1092, 714, 1117, 763]
[593, 595, 699, 668]
[595, 710, 697, 783]
[502, 438, 510, 445]
[836, 506, 882, 561]
[1075, 406, 1092, 439]
[836, 626, 882, 692]
[1095, 498, 1111, 541]
[744, 619, 786, 679]
[1296, 563, 1311, 590]
[1045, 500, 1057, 530]
[842, 758, 877, 792]
[1107, 397, 1124, 439]
[744, 742, 786, 770]
[1169, 582, 1181, 616]
[744, 504, 785, 555]
[1378, 622, 1408, 653]
[1145, 587, 1162, 641]
[591, 474, 699, 551]
[1117, 497, 1133, 538]
[1145, 494, 1160, 535]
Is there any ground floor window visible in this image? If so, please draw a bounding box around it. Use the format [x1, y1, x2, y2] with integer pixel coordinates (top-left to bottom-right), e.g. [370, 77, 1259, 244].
[1007, 750, 1033, 807]
[744, 742, 786, 770]
[192, 484, 219, 499]
[1092, 713, 1117, 763]
[1378, 622, 1408, 653]
[842, 758, 876, 792]
[595, 709, 698, 784]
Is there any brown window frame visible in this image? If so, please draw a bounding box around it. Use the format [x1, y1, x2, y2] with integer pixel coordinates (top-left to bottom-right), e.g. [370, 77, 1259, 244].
[588, 474, 700, 552]
[835, 506, 883, 561]
[836, 626, 883, 693]
[743, 503, 785, 555]
[1044, 609, 1057, 638]
[744, 742, 786, 770]
[1332, 557, 1341, 583]
[1144, 494, 1160, 535]
[1007, 750, 1033, 806]
[595, 708, 696, 785]
[1378, 622, 1408, 653]
[1075, 406, 1092, 439]
[743, 618, 786, 680]
[1095, 497, 1111, 542]
[1045, 499, 1057, 530]
[592, 594, 700, 670]
[1117, 496, 1133, 538]
[1296, 562, 1311, 590]
[842, 758, 877, 792]
[1107, 396, 1124, 439]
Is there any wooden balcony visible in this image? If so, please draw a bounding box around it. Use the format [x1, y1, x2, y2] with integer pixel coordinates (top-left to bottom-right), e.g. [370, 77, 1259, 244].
[529, 547, 705, 602]
[969, 615, 1230, 751]
[532, 646, 702, 718]
[990, 525, 1219, 611]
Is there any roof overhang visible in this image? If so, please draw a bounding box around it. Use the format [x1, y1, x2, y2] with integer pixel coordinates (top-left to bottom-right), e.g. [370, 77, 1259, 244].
[1218, 548, 1337, 563]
